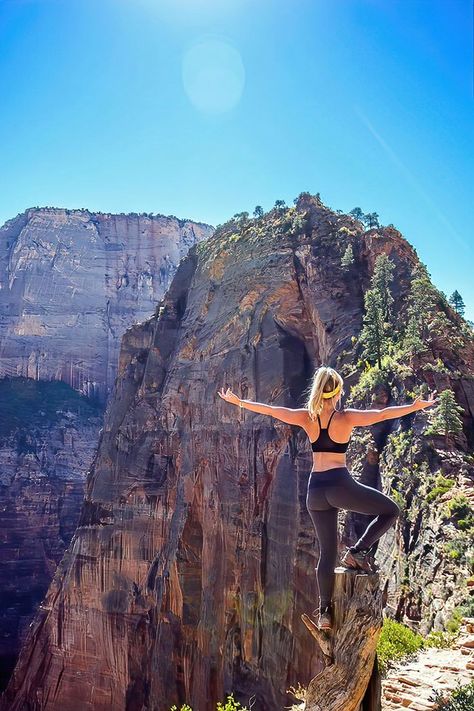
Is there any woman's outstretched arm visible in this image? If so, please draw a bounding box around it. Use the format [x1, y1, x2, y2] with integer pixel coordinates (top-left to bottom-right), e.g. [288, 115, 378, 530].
[345, 390, 438, 427]
[217, 387, 308, 426]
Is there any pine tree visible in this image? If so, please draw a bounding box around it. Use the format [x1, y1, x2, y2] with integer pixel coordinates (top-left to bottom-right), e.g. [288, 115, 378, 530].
[448, 290, 466, 316]
[349, 207, 364, 222]
[402, 263, 464, 358]
[274, 199, 286, 210]
[358, 255, 396, 368]
[233, 211, 249, 222]
[364, 212, 380, 228]
[425, 389, 464, 448]
[403, 263, 438, 355]
[372, 253, 395, 323]
[359, 289, 386, 369]
[341, 244, 355, 269]
[253, 206, 264, 218]
[403, 314, 425, 356]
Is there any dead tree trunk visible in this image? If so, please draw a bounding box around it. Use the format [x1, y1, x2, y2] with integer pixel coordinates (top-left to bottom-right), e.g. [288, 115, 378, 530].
[301, 566, 383, 711]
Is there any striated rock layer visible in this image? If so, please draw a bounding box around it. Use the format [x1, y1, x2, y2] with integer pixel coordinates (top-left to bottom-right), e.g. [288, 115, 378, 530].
[2, 195, 473, 710]
[0, 207, 214, 402]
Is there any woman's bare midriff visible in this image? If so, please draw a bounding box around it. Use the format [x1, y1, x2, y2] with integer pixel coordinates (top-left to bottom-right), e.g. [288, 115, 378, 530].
[311, 452, 347, 473]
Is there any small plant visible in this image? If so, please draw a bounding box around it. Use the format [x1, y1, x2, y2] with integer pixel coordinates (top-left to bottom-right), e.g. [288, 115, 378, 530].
[341, 243, 355, 268]
[376, 617, 424, 675]
[386, 429, 414, 461]
[217, 693, 250, 711]
[390, 488, 405, 513]
[446, 607, 464, 635]
[169, 694, 250, 711]
[443, 539, 466, 562]
[430, 679, 474, 709]
[443, 495, 474, 531]
[286, 682, 306, 702]
[426, 474, 455, 502]
[423, 630, 455, 649]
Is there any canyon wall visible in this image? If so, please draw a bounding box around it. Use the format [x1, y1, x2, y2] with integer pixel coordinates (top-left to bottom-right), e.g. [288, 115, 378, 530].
[0, 208, 214, 401]
[2, 194, 473, 710]
[0, 207, 214, 689]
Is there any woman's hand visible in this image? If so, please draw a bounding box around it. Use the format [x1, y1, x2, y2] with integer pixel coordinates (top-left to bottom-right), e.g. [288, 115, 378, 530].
[413, 389, 438, 411]
[217, 387, 241, 407]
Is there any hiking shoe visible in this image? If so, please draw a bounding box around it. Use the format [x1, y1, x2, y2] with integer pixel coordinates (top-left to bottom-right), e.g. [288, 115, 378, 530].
[341, 546, 378, 573]
[311, 604, 333, 630]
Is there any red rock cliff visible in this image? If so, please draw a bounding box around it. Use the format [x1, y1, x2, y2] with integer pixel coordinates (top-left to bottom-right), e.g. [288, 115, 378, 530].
[2, 195, 473, 710]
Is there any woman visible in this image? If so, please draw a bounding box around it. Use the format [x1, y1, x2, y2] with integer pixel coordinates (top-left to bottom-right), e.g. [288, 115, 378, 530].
[217, 366, 438, 631]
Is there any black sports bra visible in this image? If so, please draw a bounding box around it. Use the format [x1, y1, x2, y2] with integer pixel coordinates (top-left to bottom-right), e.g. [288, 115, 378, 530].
[310, 410, 350, 453]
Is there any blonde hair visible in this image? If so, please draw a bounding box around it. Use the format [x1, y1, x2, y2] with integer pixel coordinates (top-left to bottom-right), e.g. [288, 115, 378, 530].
[304, 366, 344, 421]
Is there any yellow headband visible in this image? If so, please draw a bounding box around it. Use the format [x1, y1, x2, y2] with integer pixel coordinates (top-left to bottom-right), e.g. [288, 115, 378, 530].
[322, 384, 341, 398]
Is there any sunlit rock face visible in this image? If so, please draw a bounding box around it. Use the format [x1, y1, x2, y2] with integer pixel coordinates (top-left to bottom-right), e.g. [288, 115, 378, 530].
[2, 195, 473, 710]
[0, 207, 214, 402]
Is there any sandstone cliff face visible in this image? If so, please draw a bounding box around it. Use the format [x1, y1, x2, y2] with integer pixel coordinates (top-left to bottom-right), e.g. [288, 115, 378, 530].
[0, 207, 213, 690]
[0, 208, 214, 402]
[2, 195, 473, 710]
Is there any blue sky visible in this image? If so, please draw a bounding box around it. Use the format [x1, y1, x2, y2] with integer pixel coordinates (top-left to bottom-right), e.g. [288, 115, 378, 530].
[1, 0, 473, 319]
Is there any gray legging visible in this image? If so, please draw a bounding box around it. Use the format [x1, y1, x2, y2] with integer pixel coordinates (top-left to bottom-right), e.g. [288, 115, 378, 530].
[306, 466, 400, 608]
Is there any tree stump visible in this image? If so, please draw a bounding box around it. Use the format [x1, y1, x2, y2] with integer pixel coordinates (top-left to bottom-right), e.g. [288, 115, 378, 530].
[301, 567, 383, 711]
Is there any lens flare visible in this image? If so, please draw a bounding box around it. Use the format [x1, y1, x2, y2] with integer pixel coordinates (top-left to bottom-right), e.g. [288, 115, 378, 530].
[182, 37, 245, 114]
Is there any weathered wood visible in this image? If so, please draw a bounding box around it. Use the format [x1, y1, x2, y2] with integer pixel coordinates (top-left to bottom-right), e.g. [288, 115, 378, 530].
[301, 566, 383, 711]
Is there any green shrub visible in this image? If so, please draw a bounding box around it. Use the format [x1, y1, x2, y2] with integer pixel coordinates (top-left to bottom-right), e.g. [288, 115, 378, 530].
[446, 495, 472, 519]
[376, 618, 424, 675]
[169, 694, 250, 711]
[444, 495, 474, 531]
[430, 679, 474, 710]
[458, 518, 474, 531]
[446, 607, 464, 635]
[423, 630, 455, 649]
[426, 474, 455, 503]
[349, 363, 389, 403]
[217, 693, 249, 711]
[443, 540, 465, 561]
[386, 429, 414, 461]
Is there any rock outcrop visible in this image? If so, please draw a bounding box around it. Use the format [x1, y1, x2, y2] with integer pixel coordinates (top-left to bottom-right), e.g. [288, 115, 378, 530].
[0, 207, 214, 401]
[2, 195, 473, 710]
